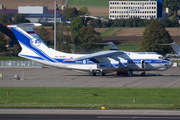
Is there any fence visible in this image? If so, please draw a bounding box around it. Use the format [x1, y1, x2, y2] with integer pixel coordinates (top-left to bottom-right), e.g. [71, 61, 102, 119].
[0, 61, 43, 68]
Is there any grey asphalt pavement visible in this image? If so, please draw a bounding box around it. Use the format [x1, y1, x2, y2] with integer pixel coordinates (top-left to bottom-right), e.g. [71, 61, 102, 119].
[0, 67, 180, 87]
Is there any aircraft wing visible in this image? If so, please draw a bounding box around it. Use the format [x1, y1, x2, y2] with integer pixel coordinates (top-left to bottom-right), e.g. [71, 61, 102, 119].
[63, 51, 124, 63]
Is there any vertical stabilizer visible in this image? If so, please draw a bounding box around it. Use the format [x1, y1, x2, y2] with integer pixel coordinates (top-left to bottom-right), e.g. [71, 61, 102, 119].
[170, 42, 180, 56]
[8, 23, 56, 62]
[107, 42, 119, 50]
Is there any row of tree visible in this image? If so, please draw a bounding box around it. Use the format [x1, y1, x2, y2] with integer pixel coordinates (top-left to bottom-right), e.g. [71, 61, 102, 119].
[62, 7, 90, 20]
[0, 13, 30, 24]
[88, 16, 179, 28]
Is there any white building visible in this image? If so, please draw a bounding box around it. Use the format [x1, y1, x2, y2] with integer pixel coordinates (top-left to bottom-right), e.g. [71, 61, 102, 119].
[18, 6, 48, 14]
[109, 0, 162, 19]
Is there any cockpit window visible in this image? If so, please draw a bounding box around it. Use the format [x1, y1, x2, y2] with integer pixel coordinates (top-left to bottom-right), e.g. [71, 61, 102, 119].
[158, 56, 164, 59]
[164, 58, 170, 61]
[158, 56, 170, 61]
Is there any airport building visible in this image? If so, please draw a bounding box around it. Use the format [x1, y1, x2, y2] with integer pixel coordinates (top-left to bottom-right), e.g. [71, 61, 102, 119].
[109, 0, 162, 19]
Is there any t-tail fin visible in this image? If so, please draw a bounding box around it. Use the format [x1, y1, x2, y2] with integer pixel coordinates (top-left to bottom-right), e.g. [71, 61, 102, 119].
[170, 42, 180, 56]
[8, 23, 57, 62]
[95, 42, 119, 50]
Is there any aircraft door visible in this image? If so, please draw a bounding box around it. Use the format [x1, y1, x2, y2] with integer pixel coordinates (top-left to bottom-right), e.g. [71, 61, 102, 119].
[141, 60, 146, 70]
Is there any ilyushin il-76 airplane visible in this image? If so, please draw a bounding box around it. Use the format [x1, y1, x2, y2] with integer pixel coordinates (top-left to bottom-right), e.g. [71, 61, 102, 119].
[8, 23, 173, 76]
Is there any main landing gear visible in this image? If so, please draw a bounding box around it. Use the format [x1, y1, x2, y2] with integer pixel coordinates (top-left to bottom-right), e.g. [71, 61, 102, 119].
[89, 70, 105, 76]
[141, 71, 146, 76]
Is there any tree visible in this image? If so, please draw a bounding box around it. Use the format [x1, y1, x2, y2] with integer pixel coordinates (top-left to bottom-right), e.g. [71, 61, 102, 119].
[0, 13, 8, 24]
[94, 19, 102, 28]
[62, 7, 79, 20]
[56, 23, 71, 53]
[79, 6, 90, 15]
[13, 14, 30, 24]
[140, 20, 173, 55]
[162, 18, 172, 27]
[12, 44, 21, 56]
[0, 31, 7, 52]
[101, 21, 108, 28]
[163, 0, 180, 17]
[74, 26, 102, 53]
[70, 17, 85, 36]
[169, 15, 179, 27]
[125, 18, 133, 27]
[36, 26, 49, 42]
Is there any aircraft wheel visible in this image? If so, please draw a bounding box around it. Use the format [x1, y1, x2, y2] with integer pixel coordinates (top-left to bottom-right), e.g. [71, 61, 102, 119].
[117, 72, 121, 76]
[141, 72, 145, 76]
[99, 72, 105, 76]
[90, 72, 96, 76]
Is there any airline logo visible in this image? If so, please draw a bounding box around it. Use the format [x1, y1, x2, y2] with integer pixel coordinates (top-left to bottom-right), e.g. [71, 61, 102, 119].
[30, 38, 41, 47]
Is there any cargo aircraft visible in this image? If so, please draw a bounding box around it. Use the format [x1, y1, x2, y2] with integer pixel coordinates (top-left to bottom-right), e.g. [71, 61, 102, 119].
[8, 23, 173, 76]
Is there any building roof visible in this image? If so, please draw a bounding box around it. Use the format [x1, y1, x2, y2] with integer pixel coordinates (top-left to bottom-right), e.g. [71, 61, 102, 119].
[0, 9, 63, 14]
[7, 13, 64, 18]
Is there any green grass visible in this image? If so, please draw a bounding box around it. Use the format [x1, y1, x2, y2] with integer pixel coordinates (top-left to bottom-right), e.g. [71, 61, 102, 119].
[103, 44, 140, 51]
[100, 28, 123, 36]
[68, 0, 110, 7]
[0, 56, 28, 61]
[68, 0, 152, 7]
[171, 60, 180, 63]
[0, 87, 180, 109]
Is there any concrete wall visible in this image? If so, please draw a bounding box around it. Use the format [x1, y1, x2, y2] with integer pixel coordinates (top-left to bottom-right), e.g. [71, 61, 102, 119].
[0, 61, 42, 68]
